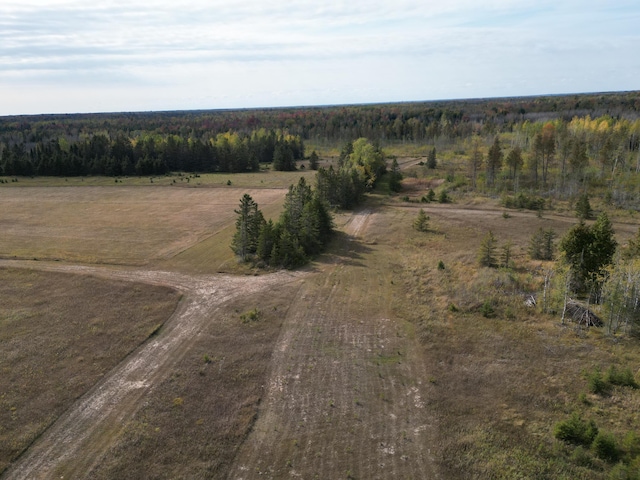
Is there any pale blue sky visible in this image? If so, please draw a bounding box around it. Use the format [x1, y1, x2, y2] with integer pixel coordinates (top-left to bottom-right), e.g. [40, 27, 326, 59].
[1, 0, 638, 115]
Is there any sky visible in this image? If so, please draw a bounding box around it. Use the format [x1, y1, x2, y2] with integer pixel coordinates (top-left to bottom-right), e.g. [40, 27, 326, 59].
[1, 0, 639, 116]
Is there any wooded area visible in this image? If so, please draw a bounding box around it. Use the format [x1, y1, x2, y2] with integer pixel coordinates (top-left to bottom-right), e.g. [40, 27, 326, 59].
[1, 91, 639, 181]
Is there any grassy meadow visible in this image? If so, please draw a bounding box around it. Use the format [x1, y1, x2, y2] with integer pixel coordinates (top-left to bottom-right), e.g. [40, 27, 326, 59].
[2, 160, 640, 478]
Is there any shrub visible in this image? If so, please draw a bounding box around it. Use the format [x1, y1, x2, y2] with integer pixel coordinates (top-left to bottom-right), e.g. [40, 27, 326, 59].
[501, 192, 545, 211]
[240, 308, 261, 323]
[587, 367, 610, 395]
[480, 300, 495, 318]
[413, 209, 429, 232]
[593, 431, 620, 463]
[606, 365, 638, 388]
[437, 260, 445, 270]
[570, 446, 597, 468]
[554, 412, 598, 446]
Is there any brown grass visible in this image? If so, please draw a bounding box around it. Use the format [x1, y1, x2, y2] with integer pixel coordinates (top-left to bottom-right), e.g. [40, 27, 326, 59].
[388, 196, 640, 478]
[0, 185, 286, 269]
[4, 165, 640, 479]
[0, 267, 181, 475]
[85, 283, 296, 479]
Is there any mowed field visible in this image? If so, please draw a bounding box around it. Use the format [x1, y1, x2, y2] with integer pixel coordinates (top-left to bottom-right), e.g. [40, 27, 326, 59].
[3, 167, 640, 479]
[0, 184, 286, 270]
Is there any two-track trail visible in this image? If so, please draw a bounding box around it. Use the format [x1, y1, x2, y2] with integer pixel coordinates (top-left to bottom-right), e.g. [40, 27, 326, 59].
[0, 261, 303, 480]
[2, 206, 439, 479]
[229, 209, 439, 479]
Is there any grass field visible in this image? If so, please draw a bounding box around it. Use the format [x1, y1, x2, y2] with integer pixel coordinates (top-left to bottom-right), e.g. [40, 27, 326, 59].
[3, 166, 640, 479]
[0, 267, 181, 475]
[0, 185, 287, 269]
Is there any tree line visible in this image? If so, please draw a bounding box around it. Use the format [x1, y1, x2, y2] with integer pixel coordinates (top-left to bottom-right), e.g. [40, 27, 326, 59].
[0, 129, 304, 177]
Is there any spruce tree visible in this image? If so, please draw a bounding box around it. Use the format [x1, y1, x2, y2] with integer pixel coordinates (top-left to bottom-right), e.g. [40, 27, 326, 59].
[413, 209, 429, 232]
[575, 192, 593, 220]
[426, 147, 437, 169]
[478, 231, 498, 268]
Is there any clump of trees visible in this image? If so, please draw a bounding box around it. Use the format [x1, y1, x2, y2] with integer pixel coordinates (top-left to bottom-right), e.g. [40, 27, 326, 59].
[316, 138, 386, 209]
[231, 178, 332, 269]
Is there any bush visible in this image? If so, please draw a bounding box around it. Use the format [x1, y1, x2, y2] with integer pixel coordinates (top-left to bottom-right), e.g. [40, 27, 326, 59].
[587, 367, 610, 395]
[240, 308, 261, 323]
[554, 413, 598, 446]
[570, 446, 597, 468]
[606, 365, 638, 388]
[501, 192, 545, 211]
[593, 431, 620, 463]
[480, 300, 495, 318]
[607, 462, 640, 480]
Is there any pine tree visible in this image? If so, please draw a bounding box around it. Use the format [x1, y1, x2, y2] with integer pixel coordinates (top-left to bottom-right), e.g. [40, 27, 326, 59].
[413, 209, 429, 232]
[231, 194, 264, 261]
[426, 147, 437, 169]
[478, 231, 498, 268]
[575, 192, 593, 220]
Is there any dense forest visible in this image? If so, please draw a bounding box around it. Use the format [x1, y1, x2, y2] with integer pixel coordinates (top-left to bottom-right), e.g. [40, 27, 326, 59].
[1, 91, 639, 179]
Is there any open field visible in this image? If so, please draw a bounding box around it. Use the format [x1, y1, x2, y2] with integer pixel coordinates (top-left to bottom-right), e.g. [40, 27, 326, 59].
[0, 267, 181, 475]
[2, 165, 640, 478]
[0, 185, 287, 269]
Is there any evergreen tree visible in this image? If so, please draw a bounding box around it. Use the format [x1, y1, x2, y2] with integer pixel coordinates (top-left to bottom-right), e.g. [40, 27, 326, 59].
[486, 136, 503, 188]
[426, 147, 437, 169]
[560, 213, 617, 293]
[388, 158, 403, 192]
[231, 194, 264, 261]
[501, 241, 513, 268]
[273, 143, 296, 171]
[505, 146, 523, 180]
[308, 150, 319, 170]
[478, 231, 498, 268]
[575, 192, 593, 220]
[529, 228, 556, 260]
[256, 219, 276, 264]
[413, 209, 429, 232]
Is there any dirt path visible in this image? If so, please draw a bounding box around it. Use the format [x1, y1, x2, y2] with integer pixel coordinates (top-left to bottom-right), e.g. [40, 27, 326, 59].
[228, 209, 439, 479]
[1, 206, 440, 480]
[0, 261, 303, 480]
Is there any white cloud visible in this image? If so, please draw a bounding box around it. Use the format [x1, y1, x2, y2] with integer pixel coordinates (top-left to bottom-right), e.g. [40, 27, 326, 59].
[0, 0, 638, 114]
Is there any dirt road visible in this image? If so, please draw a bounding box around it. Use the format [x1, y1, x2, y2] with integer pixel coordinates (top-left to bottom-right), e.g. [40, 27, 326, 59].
[0, 261, 303, 480]
[1, 207, 440, 479]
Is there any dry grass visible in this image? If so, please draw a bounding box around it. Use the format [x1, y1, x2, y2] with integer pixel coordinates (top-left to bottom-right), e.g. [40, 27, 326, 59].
[0, 267, 181, 475]
[0, 185, 286, 269]
[4, 165, 640, 479]
[386, 196, 640, 479]
[85, 284, 296, 479]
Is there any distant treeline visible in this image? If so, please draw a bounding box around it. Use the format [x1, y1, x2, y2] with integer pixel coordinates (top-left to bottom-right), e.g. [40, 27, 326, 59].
[1, 91, 639, 177]
[0, 129, 304, 176]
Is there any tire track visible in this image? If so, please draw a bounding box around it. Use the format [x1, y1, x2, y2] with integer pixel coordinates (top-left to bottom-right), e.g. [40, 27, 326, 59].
[0, 260, 304, 480]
